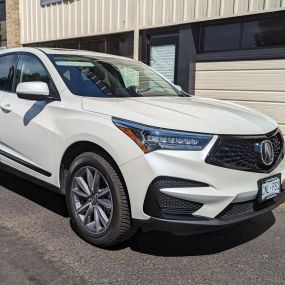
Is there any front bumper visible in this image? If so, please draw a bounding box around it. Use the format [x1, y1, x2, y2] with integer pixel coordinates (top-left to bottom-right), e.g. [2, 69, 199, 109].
[134, 191, 285, 236]
[120, 136, 285, 220]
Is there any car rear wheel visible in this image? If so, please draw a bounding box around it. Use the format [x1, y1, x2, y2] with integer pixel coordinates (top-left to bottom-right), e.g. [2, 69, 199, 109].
[65, 151, 133, 247]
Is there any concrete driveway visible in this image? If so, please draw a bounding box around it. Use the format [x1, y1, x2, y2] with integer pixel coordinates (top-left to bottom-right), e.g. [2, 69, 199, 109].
[0, 170, 284, 285]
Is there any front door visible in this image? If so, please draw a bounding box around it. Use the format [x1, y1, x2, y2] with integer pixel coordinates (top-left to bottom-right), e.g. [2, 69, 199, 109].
[0, 53, 60, 180]
[0, 53, 16, 154]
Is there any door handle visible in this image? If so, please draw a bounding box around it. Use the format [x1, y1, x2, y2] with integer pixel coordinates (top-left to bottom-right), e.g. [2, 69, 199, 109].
[0, 104, 12, 113]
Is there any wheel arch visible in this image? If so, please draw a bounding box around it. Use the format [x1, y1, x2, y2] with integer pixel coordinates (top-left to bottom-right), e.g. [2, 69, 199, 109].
[59, 141, 130, 203]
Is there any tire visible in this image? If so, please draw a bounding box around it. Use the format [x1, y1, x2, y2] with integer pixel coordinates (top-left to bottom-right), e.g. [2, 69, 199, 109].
[65, 151, 133, 247]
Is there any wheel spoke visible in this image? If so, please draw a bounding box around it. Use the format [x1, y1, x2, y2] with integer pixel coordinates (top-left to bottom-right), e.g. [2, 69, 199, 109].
[93, 206, 101, 233]
[76, 201, 91, 214]
[86, 168, 94, 193]
[75, 177, 91, 196]
[98, 198, 112, 210]
[97, 205, 109, 227]
[98, 187, 109, 198]
[83, 204, 93, 226]
[72, 187, 89, 198]
[93, 171, 101, 191]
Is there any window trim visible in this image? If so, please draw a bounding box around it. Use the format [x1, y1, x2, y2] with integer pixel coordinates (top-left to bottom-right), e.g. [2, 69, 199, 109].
[12, 52, 61, 101]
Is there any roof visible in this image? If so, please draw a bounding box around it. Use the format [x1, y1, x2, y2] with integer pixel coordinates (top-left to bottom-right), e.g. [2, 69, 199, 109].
[0, 47, 135, 61]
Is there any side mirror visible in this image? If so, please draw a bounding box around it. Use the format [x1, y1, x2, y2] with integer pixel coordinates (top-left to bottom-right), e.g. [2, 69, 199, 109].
[16, 82, 51, 101]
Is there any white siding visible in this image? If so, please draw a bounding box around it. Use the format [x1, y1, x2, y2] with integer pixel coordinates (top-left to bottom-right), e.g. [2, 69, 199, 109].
[196, 60, 285, 137]
[20, 0, 285, 44]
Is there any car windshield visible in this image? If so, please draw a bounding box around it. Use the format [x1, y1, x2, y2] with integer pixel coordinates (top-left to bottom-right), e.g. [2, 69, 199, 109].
[49, 54, 186, 98]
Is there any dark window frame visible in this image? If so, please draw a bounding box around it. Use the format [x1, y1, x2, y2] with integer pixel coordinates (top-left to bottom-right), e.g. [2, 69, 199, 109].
[141, 25, 196, 93]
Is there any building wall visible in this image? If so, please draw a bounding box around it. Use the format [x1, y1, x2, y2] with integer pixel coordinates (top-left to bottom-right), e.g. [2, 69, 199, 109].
[20, 0, 285, 45]
[6, 0, 20, 47]
[196, 60, 285, 137]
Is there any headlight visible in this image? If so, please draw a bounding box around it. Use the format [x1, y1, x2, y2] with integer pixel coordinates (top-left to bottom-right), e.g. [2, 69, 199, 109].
[113, 117, 213, 153]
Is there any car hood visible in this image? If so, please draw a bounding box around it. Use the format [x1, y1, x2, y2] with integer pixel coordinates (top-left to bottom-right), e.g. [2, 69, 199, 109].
[82, 96, 278, 135]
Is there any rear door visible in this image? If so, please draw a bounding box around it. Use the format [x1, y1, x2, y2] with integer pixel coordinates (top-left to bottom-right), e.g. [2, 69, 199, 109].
[0, 52, 60, 180]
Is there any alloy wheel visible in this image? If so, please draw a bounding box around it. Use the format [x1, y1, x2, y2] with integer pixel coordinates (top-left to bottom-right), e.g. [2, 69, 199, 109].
[71, 166, 113, 234]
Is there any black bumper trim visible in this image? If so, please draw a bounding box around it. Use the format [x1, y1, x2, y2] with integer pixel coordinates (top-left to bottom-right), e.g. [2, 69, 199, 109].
[134, 191, 285, 236]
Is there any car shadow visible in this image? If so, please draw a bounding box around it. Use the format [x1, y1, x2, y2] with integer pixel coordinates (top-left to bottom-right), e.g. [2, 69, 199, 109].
[123, 212, 275, 256]
[0, 170, 69, 217]
[0, 170, 276, 256]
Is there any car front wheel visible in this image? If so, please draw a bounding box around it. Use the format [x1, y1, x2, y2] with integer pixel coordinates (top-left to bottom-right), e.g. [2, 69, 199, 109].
[65, 151, 133, 247]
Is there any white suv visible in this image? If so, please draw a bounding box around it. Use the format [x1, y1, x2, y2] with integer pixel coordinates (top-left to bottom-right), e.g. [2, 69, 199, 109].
[0, 47, 284, 247]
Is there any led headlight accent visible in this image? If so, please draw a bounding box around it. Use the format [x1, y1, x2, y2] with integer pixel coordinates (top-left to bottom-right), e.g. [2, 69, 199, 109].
[113, 118, 213, 153]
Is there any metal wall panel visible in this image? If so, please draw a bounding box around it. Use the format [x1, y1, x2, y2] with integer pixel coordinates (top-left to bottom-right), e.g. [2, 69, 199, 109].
[196, 60, 285, 136]
[21, 0, 135, 44]
[21, 0, 285, 44]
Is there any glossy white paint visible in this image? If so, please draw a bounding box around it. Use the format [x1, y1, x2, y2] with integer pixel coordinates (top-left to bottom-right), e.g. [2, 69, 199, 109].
[82, 96, 277, 135]
[0, 47, 284, 221]
[16, 81, 50, 96]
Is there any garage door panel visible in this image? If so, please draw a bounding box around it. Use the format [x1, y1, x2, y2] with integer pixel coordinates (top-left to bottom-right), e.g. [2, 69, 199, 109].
[197, 60, 285, 71]
[196, 60, 285, 137]
[196, 70, 285, 92]
[231, 101, 285, 125]
[196, 90, 285, 103]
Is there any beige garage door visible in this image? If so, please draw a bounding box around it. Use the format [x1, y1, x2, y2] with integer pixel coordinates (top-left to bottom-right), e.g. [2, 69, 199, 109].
[196, 59, 285, 138]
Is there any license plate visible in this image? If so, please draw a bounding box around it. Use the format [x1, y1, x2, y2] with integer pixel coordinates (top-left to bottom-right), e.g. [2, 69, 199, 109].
[258, 174, 281, 203]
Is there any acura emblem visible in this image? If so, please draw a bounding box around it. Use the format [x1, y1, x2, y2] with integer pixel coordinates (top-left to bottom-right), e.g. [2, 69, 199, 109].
[260, 140, 274, 166]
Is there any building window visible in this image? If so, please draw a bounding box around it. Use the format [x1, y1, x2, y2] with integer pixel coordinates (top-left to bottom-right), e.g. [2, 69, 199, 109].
[107, 33, 134, 58]
[243, 17, 285, 49]
[0, 0, 6, 48]
[201, 22, 241, 52]
[81, 37, 106, 53]
[26, 32, 134, 58]
[198, 12, 285, 53]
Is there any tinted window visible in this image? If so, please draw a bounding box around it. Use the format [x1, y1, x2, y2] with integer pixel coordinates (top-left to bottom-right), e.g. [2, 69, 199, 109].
[201, 23, 241, 52]
[13, 54, 54, 93]
[50, 54, 183, 98]
[243, 17, 285, 49]
[0, 1, 6, 22]
[0, 54, 14, 91]
[107, 33, 134, 58]
[81, 38, 106, 53]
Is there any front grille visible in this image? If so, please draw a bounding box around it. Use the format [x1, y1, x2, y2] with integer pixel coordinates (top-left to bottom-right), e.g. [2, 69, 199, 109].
[206, 129, 284, 173]
[143, 177, 207, 218]
[217, 199, 275, 219]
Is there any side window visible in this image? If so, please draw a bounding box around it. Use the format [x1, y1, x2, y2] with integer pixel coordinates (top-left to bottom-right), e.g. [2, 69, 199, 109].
[13, 54, 56, 95]
[0, 54, 15, 91]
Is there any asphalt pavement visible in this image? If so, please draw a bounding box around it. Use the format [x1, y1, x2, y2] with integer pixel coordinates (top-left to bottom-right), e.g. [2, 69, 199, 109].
[0, 170, 284, 285]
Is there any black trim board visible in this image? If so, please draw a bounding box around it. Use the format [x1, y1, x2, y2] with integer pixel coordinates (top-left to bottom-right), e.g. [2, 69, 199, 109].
[0, 150, 52, 177]
[196, 47, 285, 62]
